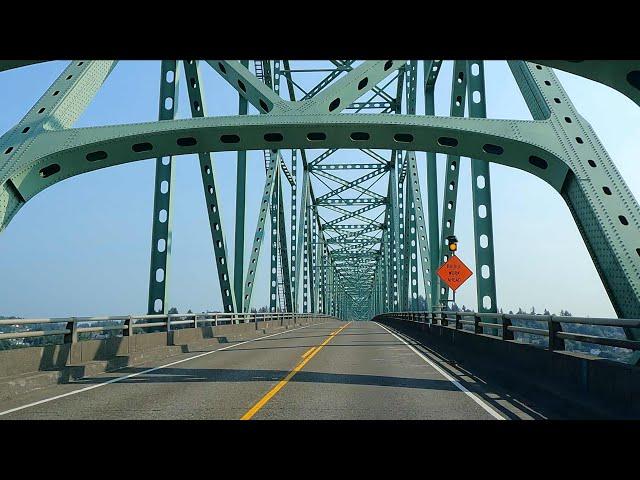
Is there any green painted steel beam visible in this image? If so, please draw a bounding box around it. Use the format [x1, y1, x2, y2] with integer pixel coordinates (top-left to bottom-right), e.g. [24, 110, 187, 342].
[532, 60, 640, 107]
[467, 60, 498, 329]
[303, 60, 406, 114]
[405, 152, 432, 308]
[269, 165, 280, 312]
[295, 169, 309, 310]
[206, 60, 283, 113]
[290, 149, 298, 312]
[438, 60, 468, 307]
[509, 60, 640, 341]
[311, 163, 385, 171]
[241, 159, 278, 312]
[233, 61, 249, 311]
[0, 60, 117, 231]
[147, 60, 179, 314]
[182, 60, 237, 313]
[276, 171, 293, 311]
[2, 113, 573, 201]
[316, 198, 385, 206]
[313, 170, 386, 200]
[325, 223, 384, 230]
[424, 60, 442, 311]
[315, 168, 387, 201]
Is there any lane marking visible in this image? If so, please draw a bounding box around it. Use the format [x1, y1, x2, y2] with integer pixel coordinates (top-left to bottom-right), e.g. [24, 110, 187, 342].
[0, 321, 332, 418]
[241, 322, 351, 420]
[301, 347, 316, 359]
[374, 322, 505, 420]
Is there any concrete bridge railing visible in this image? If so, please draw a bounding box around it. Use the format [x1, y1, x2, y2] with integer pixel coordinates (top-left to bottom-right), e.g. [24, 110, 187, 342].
[0, 312, 332, 347]
[374, 310, 640, 365]
[374, 311, 640, 417]
[0, 312, 336, 400]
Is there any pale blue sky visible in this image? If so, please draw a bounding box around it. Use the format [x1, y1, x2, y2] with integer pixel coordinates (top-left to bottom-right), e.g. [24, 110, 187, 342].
[0, 60, 638, 318]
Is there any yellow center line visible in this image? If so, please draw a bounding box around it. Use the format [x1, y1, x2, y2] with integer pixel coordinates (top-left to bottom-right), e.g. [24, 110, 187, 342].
[301, 346, 316, 359]
[240, 322, 351, 420]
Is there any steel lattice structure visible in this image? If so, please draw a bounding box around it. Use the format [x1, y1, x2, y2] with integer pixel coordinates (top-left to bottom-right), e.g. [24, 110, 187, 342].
[1, 60, 639, 353]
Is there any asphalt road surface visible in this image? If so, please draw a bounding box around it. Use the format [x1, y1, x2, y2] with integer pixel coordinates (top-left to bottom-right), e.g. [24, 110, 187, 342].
[0, 321, 550, 420]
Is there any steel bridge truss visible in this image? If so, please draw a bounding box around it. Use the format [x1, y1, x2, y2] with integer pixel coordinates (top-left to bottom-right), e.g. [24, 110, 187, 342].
[1, 59, 640, 358]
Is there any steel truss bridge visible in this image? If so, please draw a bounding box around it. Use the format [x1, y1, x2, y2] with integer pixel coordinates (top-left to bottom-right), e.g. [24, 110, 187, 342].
[1, 60, 640, 349]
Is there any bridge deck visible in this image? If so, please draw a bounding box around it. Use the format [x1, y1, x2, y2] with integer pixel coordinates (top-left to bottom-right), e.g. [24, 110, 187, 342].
[0, 321, 579, 420]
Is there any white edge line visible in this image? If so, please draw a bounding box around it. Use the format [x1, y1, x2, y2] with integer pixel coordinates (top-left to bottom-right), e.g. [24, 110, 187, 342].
[0, 321, 330, 417]
[374, 321, 506, 420]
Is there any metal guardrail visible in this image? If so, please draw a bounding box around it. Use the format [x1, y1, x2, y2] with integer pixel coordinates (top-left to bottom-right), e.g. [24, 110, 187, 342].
[375, 311, 640, 363]
[0, 312, 332, 346]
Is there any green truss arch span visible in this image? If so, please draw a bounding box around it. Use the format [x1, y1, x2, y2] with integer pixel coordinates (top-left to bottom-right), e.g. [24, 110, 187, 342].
[0, 60, 639, 353]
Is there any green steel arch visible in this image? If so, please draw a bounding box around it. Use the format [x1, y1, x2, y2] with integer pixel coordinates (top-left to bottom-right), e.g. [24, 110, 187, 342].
[0, 60, 639, 357]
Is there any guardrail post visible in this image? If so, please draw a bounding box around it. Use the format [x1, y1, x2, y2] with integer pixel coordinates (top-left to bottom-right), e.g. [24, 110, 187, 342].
[455, 313, 461, 330]
[166, 314, 172, 332]
[193, 314, 198, 329]
[64, 317, 78, 344]
[548, 315, 565, 351]
[501, 314, 514, 341]
[430, 312, 436, 324]
[441, 311, 448, 327]
[123, 316, 133, 336]
[474, 314, 482, 334]
[214, 314, 218, 328]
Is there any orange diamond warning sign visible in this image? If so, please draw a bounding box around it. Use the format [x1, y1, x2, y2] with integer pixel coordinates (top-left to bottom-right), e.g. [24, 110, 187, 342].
[436, 255, 473, 291]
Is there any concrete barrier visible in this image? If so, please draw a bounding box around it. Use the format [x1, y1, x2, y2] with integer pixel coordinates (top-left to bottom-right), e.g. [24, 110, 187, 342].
[0, 316, 330, 401]
[376, 316, 640, 417]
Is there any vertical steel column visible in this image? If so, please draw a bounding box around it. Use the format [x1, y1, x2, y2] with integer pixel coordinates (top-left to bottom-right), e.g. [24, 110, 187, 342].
[406, 152, 432, 309]
[404, 61, 419, 311]
[329, 262, 335, 316]
[402, 175, 413, 309]
[406, 167, 419, 310]
[467, 60, 498, 330]
[234, 60, 249, 311]
[384, 207, 393, 311]
[396, 67, 407, 311]
[297, 169, 309, 311]
[322, 252, 327, 315]
[316, 234, 323, 313]
[379, 260, 385, 313]
[398, 157, 407, 310]
[439, 60, 468, 308]
[424, 60, 442, 309]
[147, 60, 179, 314]
[270, 167, 279, 312]
[276, 175, 293, 311]
[310, 205, 317, 313]
[303, 186, 310, 313]
[290, 149, 298, 312]
[389, 156, 401, 311]
[268, 61, 280, 313]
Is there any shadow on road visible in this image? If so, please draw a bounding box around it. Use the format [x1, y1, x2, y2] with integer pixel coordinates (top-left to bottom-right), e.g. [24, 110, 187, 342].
[71, 366, 461, 392]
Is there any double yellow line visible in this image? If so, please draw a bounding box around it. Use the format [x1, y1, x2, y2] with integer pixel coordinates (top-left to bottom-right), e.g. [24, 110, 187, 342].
[240, 322, 351, 420]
